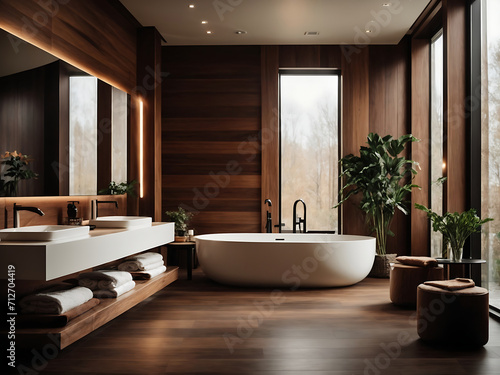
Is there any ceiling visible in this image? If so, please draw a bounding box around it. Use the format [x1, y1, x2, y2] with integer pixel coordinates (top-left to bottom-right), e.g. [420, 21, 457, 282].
[120, 0, 431, 46]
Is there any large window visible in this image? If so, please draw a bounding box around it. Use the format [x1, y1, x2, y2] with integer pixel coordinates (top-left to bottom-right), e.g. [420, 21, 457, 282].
[479, 0, 500, 309]
[279, 71, 340, 232]
[430, 29, 445, 258]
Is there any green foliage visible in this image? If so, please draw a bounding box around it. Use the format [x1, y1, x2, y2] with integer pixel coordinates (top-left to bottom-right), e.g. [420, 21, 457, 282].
[0, 151, 38, 197]
[164, 206, 194, 234]
[335, 133, 419, 255]
[98, 180, 137, 196]
[415, 204, 493, 258]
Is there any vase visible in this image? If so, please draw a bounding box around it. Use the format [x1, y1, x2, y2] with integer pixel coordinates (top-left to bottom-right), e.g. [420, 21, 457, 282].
[451, 247, 463, 262]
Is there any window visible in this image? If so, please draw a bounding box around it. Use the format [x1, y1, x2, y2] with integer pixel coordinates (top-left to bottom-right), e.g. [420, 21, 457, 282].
[279, 71, 340, 232]
[478, 0, 500, 309]
[430, 29, 445, 258]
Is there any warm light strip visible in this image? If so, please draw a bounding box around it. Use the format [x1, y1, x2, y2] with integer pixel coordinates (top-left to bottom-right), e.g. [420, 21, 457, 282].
[139, 100, 144, 198]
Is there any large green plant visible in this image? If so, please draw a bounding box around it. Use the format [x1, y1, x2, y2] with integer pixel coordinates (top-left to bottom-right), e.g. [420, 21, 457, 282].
[415, 204, 493, 261]
[335, 133, 419, 255]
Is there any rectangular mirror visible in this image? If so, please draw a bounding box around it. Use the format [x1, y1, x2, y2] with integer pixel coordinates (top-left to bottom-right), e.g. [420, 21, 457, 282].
[0, 28, 128, 197]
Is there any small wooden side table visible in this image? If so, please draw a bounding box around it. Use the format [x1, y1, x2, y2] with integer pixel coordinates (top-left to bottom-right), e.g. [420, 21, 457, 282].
[165, 241, 196, 280]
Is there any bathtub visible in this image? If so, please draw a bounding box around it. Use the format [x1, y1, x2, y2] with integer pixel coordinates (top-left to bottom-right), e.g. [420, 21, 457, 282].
[195, 233, 376, 288]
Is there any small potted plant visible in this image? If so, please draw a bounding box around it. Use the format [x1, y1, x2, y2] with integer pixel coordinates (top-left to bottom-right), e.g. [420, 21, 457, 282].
[334, 133, 419, 277]
[98, 180, 137, 196]
[415, 204, 493, 262]
[165, 207, 194, 242]
[0, 151, 38, 197]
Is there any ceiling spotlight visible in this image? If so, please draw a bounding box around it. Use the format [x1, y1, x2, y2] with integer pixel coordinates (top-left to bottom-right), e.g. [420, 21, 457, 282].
[201, 20, 208, 24]
[235, 30, 247, 35]
[189, 4, 195, 8]
[365, 29, 373, 33]
[304, 31, 319, 36]
[382, 2, 391, 6]
[206, 30, 212, 34]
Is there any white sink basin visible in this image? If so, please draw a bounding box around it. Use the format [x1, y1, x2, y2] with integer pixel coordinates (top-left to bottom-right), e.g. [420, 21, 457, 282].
[89, 216, 152, 229]
[0, 225, 90, 242]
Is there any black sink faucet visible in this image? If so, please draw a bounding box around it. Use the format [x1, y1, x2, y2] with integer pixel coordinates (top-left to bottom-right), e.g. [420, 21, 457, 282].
[92, 199, 118, 219]
[264, 199, 272, 233]
[13, 203, 45, 228]
[293, 199, 306, 233]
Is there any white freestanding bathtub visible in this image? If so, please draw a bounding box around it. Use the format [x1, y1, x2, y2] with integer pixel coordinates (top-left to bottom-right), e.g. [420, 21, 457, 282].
[195, 233, 376, 288]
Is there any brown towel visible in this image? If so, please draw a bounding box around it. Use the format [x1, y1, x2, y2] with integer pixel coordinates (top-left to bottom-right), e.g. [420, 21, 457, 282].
[424, 278, 475, 291]
[18, 298, 100, 328]
[396, 256, 438, 267]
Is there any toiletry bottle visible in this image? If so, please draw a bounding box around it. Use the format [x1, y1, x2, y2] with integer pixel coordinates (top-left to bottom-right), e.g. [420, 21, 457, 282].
[66, 201, 82, 225]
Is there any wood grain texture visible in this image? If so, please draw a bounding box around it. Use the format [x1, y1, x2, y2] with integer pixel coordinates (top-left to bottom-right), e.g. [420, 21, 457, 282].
[443, 0, 467, 213]
[10, 269, 500, 375]
[161, 46, 262, 234]
[0, 0, 140, 93]
[411, 38, 431, 256]
[261, 46, 280, 233]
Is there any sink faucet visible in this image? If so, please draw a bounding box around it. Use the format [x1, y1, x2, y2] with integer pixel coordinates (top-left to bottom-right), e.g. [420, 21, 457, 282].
[92, 199, 118, 220]
[264, 199, 272, 233]
[293, 199, 306, 233]
[13, 203, 45, 228]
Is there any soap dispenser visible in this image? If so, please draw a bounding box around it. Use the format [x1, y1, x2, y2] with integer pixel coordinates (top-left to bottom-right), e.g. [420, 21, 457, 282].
[65, 201, 82, 225]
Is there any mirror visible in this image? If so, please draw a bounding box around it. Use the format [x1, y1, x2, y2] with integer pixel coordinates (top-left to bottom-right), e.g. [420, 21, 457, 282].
[0, 28, 128, 197]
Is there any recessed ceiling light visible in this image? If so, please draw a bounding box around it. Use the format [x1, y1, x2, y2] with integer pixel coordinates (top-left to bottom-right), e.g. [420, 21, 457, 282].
[235, 30, 247, 35]
[382, 2, 391, 6]
[365, 29, 373, 33]
[189, 4, 195, 8]
[201, 20, 208, 24]
[304, 31, 320, 36]
[206, 30, 212, 34]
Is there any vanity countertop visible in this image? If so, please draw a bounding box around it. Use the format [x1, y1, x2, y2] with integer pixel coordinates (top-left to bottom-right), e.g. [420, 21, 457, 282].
[0, 222, 174, 280]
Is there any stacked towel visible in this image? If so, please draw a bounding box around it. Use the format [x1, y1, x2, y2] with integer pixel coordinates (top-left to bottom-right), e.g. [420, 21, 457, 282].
[118, 252, 164, 272]
[396, 256, 438, 268]
[78, 270, 133, 290]
[424, 278, 475, 291]
[78, 270, 135, 298]
[131, 265, 167, 280]
[93, 280, 136, 298]
[19, 286, 93, 315]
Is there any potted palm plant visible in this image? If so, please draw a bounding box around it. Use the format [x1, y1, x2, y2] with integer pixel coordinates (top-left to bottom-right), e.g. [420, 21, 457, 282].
[165, 207, 194, 242]
[415, 204, 493, 262]
[335, 133, 419, 277]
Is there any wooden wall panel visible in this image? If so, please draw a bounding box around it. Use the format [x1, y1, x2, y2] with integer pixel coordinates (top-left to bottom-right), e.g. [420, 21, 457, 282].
[443, 0, 467, 213]
[0, 0, 140, 93]
[162, 46, 262, 234]
[410, 38, 431, 256]
[341, 46, 370, 237]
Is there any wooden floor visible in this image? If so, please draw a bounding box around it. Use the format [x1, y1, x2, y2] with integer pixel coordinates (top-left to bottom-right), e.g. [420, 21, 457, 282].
[9, 268, 500, 375]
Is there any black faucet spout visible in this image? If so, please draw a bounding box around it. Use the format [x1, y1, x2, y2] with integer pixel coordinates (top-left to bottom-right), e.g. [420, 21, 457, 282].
[264, 199, 272, 233]
[93, 199, 119, 219]
[13, 203, 45, 228]
[292, 199, 307, 233]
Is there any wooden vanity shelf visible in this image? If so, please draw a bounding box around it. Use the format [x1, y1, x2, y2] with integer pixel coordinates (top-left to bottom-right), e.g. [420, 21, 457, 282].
[16, 267, 178, 349]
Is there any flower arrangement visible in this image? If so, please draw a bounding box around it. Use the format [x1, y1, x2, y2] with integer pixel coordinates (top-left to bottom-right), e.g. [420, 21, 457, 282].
[0, 151, 38, 197]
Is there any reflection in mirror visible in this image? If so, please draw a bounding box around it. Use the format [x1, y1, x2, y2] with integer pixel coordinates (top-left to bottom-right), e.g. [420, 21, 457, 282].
[0, 28, 128, 197]
[70, 76, 98, 195]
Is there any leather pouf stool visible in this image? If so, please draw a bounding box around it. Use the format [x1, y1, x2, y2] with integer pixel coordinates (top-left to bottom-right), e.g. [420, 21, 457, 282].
[416, 283, 489, 347]
[390, 263, 444, 306]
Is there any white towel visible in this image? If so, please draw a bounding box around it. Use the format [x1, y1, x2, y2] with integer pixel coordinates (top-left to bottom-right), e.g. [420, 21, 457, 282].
[20, 286, 93, 315]
[78, 270, 132, 290]
[93, 280, 136, 298]
[118, 260, 164, 272]
[117, 252, 163, 272]
[133, 265, 166, 279]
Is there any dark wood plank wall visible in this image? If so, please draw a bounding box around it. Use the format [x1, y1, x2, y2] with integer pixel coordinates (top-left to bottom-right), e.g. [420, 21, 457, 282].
[0, 0, 140, 93]
[161, 46, 262, 234]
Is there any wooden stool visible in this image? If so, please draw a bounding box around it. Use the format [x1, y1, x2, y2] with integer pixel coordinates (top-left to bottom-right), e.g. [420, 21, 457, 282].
[390, 264, 444, 306]
[416, 284, 489, 346]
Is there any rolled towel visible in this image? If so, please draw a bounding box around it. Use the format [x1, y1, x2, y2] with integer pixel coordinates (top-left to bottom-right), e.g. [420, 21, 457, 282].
[396, 256, 438, 268]
[424, 278, 475, 291]
[131, 265, 167, 280]
[78, 270, 133, 290]
[118, 252, 163, 272]
[119, 260, 164, 272]
[20, 286, 93, 315]
[93, 280, 136, 298]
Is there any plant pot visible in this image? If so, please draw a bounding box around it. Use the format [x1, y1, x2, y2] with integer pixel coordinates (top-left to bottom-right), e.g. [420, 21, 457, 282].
[174, 235, 187, 242]
[369, 254, 397, 278]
